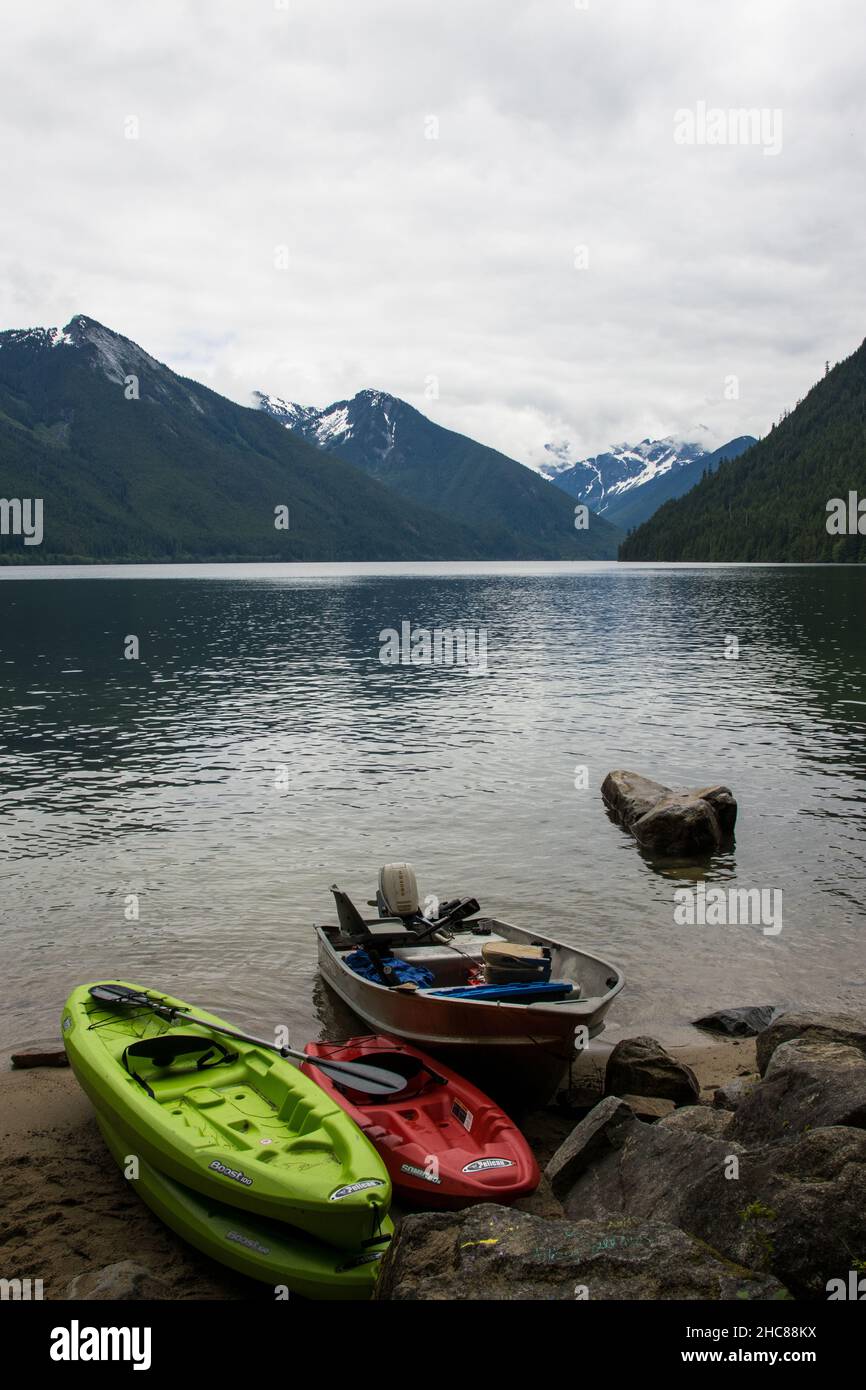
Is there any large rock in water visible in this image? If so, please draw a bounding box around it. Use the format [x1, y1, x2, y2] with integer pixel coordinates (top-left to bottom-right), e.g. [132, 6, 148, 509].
[604, 1036, 700, 1106]
[756, 1009, 866, 1074]
[632, 797, 721, 855]
[601, 770, 737, 855]
[600, 771, 668, 824]
[373, 1203, 788, 1301]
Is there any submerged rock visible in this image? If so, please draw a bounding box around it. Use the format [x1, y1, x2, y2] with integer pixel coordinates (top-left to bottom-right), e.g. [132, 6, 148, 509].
[604, 1036, 700, 1107]
[601, 770, 737, 856]
[691, 784, 739, 836]
[374, 1203, 788, 1301]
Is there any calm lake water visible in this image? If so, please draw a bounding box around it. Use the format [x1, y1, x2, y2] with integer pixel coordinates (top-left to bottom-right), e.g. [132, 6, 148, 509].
[1, 563, 865, 1057]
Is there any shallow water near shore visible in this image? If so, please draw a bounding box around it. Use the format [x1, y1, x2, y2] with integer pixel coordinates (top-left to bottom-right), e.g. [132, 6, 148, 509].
[1, 562, 865, 1056]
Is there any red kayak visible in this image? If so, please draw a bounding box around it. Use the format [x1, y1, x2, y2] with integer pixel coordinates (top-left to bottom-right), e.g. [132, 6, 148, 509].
[301, 1034, 540, 1209]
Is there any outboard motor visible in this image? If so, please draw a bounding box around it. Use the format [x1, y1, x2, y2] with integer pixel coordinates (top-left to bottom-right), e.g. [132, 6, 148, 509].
[377, 862, 421, 920]
[377, 862, 481, 940]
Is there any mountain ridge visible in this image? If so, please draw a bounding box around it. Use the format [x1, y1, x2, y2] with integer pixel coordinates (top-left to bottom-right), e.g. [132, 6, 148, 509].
[260, 387, 754, 536]
[537, 431, 757, 530]
[0, 316, 617, 563]
[0, 317, 494, 562]
[619, 340, 866, 561]
[255, 386, 621, 559]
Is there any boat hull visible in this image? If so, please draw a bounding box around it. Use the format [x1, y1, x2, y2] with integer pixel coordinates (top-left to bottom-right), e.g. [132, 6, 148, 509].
[315, 919, 624, 1107]
[96, 1111, 390, 1300]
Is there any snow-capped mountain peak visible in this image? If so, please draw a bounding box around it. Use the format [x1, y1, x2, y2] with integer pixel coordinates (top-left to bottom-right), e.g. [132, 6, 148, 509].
[253, 386, 754, 535]
[538, 433, 713, 509]
[538, 428, 755, 530]
[0, 315, 170, 390]
[253, 391, 321, 431]
[254, 387, 403, 463]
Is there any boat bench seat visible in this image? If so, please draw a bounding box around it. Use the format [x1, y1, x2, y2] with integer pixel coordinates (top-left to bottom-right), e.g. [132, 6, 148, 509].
[322, 919, 419, 951]
[362, 922, 419, 947]
[392, 934, 504, 968]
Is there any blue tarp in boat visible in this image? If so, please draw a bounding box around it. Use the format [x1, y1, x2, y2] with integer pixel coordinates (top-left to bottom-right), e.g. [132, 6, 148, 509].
[345, 950, 435, 989]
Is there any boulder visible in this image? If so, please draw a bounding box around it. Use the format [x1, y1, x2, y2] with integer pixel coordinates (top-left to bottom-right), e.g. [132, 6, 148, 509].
[619, 1095, 676, 1122]
[561, 1110, 742, 1227]
[714, 1075, 760, 1112]
[601, 770, 736, 856]
[600, 771, 668, 825]
[604, 1037, 700, 1106]
[545, 1096, 636, 1200]
[660, 1105, 733, 1139]
[373, 1203, 788, 1301]
[65, 1261, 170, 1300]
[557, 1110, 866, 1300]
[730, 1039, 866, 1146]
[633, 796, 722, 855]
[512, 1173, 565, 1221]
[694, 1006, 780, 1039]
[756, 1010, 866, 1074]
[690, 785, 739, 836]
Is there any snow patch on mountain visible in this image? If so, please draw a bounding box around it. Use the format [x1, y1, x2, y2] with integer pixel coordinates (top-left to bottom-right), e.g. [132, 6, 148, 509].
[254, 391, 320, 430]
[0, 325, 74, 352]
[255, 388, 403, 463]
[0, 315, 186, 408]
[538, 433, 716, 510]
[315, 403, 353, 446]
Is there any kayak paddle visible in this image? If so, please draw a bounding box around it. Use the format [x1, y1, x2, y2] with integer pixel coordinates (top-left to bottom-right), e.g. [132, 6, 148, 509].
[88, 984, 407, 1096]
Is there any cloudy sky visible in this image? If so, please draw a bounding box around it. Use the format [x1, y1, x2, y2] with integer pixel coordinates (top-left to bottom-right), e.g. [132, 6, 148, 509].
[1, 0, 864, 466]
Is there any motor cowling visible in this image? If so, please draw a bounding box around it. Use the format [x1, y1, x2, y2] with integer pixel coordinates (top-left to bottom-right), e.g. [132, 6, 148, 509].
[378, 862, 421, 919]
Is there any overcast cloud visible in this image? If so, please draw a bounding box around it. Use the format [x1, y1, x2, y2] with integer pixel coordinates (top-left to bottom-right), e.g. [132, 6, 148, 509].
[1, 0, 864, 465]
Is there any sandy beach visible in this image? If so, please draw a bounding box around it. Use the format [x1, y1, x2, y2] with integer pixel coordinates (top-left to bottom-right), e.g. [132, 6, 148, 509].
[1, 1036, 757, 1300]
[0, 1065, 253, 1300]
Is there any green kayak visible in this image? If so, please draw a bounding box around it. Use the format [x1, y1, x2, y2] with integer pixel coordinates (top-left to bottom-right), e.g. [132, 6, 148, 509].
[95, 1110, 390, 1299]
[62, 982, 391, 1251]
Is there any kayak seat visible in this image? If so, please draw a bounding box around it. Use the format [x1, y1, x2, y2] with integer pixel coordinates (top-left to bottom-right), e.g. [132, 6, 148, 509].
[122, 1035, 239, 1099]
[331, 1051, 445, 1105]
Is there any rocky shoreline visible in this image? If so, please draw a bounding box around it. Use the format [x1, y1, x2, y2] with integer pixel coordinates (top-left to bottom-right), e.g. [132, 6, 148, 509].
[3, 1010, 863, 1300]
[377, 1010, 866, 1301]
